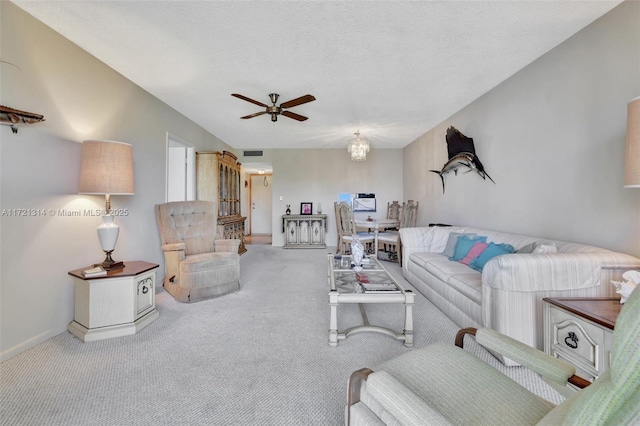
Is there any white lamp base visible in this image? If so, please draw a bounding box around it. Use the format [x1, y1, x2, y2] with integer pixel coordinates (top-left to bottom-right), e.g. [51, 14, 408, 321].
[96, 215, 123, 270]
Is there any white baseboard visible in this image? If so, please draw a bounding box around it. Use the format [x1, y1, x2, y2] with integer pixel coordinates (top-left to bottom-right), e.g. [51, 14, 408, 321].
[0, 329, 59, 362]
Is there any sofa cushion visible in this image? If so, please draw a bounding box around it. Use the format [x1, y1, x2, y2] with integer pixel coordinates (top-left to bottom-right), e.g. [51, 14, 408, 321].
[409, 251, 483, 304]
[469, 242, 516, 272]
[375, 343, 555, 425]
[442, 232, 477, 258]
[447, 272, 482, 304]
[181, 252, 239, 272]
[415, 256, 476, 284]
[451, 235, 487, 261]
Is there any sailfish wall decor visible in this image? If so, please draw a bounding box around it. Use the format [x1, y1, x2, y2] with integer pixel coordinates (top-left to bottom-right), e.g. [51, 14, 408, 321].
[430, 126, 495, 193]
[0, 105, 45, 133]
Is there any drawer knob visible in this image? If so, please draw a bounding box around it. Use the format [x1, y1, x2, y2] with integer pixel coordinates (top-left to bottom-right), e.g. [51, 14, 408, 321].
[565, 331, 579, 349]
[142, 286, 148, 294]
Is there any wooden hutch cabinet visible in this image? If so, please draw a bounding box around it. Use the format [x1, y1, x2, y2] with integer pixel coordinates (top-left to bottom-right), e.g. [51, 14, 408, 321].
[196, 151, 247, 254]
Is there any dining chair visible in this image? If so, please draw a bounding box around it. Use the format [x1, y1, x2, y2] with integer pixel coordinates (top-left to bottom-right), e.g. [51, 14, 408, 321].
[378, 200, 419, 263]
[403, 200, 419, 227]
[385, 201, 403, 231]
[334, 201, 375, 254]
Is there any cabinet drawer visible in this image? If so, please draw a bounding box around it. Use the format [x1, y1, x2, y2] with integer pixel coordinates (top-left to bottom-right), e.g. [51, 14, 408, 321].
[553, 351, 596, 383]
[135, 271, 155, 318]
[549, 306, 604, 373]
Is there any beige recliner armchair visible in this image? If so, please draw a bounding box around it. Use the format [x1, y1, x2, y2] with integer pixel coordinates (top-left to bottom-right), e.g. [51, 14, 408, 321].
[155, 201, 241, 303]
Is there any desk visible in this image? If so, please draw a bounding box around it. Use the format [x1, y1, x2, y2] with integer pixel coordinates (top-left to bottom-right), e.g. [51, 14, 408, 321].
[354, 219, 400, 258]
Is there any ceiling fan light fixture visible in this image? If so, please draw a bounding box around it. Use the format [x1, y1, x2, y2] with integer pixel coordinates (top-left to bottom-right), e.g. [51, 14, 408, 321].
[232, 92, 315, 123]
[348, 130, 370, 161]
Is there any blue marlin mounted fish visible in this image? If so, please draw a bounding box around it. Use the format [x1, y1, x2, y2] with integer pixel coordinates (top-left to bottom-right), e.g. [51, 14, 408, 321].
[429, 127, 495, 193]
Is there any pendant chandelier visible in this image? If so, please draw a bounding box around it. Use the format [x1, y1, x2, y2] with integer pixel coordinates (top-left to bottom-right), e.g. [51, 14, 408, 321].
[347, 130, 370, 161]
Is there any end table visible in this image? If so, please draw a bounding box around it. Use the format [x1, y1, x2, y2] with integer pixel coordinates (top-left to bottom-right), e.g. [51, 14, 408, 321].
[68, 261, 159, 342]
[543, 297, 621, 390]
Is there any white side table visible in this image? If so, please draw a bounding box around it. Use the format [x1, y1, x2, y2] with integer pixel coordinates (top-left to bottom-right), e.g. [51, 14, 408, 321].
[68, 261, 159, 342]
[543, 297, 621, 391]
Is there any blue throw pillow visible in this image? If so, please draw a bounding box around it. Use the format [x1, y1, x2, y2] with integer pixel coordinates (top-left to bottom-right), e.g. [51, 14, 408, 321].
[469, 242, 516, 272]
[450, 235, 487, 261]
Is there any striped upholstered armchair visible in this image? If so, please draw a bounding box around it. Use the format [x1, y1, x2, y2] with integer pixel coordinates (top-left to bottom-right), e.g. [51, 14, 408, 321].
[155, 201, 240, 303]
[347, 286, 640, 425]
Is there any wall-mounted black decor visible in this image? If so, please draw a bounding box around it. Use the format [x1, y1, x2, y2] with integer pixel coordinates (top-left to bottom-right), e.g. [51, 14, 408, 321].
[430, 126, 494, 193]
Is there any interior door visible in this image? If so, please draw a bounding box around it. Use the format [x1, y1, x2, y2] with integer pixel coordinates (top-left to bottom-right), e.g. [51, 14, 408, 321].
[251, 174, 272, 234]
[166, 135, 194, 201]
[167, 146, 186, 201]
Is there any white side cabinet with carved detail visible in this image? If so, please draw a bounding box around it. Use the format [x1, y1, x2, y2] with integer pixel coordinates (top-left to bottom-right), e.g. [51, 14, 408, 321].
[68, 261, 159, 342]
[282, 214, 327, 249]
[543, 297, 621, 390]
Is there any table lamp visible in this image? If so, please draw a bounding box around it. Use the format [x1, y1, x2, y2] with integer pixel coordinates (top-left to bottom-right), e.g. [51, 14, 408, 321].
[624, 96, 640, 187]
[79, 140, 135, 269]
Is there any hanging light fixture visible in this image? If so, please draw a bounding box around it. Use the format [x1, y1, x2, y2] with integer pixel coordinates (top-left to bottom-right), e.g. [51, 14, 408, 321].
[347, 130, 370, 161]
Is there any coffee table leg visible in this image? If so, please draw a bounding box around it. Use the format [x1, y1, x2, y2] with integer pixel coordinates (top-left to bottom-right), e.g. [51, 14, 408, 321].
[329, 290, 339, 346]
[403, 290, 415, 347]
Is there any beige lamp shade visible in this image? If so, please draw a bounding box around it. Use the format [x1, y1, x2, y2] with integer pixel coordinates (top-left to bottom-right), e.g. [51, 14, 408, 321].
[79, 140, 134, 270]
[624, 96, 640, 188]
[79, 140, 135, 195]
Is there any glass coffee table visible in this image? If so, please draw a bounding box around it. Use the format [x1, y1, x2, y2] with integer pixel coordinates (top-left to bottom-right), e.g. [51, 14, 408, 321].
[327, 254, 414, 347]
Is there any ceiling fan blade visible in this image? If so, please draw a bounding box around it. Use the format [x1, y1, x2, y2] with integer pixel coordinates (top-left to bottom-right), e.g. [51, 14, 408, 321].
[280, 94, 316, 109]
[232, 93, 268, 107]
[241, 111, 268, 119]
[281, 111, 308, 121]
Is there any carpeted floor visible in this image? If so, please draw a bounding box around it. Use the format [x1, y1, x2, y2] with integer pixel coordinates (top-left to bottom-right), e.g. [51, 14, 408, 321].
[0, 245, 563, 425]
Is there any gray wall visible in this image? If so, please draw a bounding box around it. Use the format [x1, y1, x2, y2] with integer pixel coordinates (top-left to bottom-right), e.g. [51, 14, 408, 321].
[3, 0, 637, 362]
[240, 148, 404, 248]
[0, 3, 405, 360]
[403, 1, 640, 257]
[0, 3, 233, 360]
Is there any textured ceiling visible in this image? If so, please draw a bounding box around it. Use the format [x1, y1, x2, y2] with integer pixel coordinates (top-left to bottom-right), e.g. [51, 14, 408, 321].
[13, 1, 622, 150]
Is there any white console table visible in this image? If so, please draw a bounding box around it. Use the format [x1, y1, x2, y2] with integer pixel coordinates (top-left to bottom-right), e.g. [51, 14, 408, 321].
[68, 261, 159, 342]
[282, 214, 327, 249]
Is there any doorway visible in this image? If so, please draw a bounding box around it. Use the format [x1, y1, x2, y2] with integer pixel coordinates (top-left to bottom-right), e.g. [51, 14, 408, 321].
[166, 133, 195, 202]
[250, 174, 273, 238]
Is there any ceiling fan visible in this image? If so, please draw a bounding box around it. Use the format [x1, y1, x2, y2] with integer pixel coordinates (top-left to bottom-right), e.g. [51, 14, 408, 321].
[231, 93, 316, 122]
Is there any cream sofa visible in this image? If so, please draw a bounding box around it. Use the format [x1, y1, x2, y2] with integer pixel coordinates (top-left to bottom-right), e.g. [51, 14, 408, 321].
[399, 226, 640, 364]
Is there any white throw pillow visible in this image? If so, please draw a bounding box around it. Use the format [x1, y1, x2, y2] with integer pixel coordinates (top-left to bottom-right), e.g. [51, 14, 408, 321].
[533, 243, 558, 254]
[429, 226, 465, 252]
